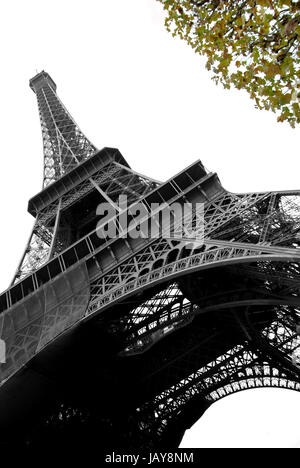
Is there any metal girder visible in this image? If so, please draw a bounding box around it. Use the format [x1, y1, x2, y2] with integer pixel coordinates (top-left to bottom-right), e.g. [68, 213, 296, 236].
[11, 74, 158, 286]
[3, 71, 300, 450]
[32, 72, 97, 188]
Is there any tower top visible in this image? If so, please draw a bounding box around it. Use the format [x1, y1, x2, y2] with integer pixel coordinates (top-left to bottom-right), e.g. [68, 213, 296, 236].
[29, 70, 97, 187]
[29, 70, 57, 93]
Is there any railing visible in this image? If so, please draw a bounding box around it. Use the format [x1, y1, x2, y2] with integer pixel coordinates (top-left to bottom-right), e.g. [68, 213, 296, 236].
[86, 242, 300, 318]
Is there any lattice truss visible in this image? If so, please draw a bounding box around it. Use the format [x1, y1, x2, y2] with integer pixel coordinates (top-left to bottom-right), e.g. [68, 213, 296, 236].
[12, 72, 158, 285]
[212, 192, 300, 247]
[134, 346, 300, 447]
[11, 75, 95, 285]
[86, 190, 300, 445]
[106, 287, 300, 446]
[99, 284, 197, 356]
[87, 191, 300, 309]
[29, 296, 300, 449]
[36, 81, 97, 188]
[12, 163, 157, 284]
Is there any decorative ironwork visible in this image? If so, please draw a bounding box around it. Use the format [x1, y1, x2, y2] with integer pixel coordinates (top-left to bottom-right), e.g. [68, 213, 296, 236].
[1, 71, 300, 451]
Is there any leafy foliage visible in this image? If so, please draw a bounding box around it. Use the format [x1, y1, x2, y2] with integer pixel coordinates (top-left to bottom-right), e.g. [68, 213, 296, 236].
[157, 0, 300, 126]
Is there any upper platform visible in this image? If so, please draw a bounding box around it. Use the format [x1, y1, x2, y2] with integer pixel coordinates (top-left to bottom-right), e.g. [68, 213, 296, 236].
[28, 147, 130, 217]
[29, 70, 57, 93]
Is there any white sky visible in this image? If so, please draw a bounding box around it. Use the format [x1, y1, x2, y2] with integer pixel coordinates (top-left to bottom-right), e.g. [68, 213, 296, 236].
[0, 0, 300, 448]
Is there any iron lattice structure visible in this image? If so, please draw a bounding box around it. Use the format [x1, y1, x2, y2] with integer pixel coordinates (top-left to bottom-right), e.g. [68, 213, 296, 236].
[1, 71, 300, 451]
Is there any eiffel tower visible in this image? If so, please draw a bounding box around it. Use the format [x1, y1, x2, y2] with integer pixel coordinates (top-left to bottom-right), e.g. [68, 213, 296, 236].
[1, 71, 300, 451]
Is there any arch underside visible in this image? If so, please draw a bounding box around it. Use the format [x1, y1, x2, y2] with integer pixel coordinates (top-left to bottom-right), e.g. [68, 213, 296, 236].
[18, 260, 300, 451]
[99, 266, 300, 448]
